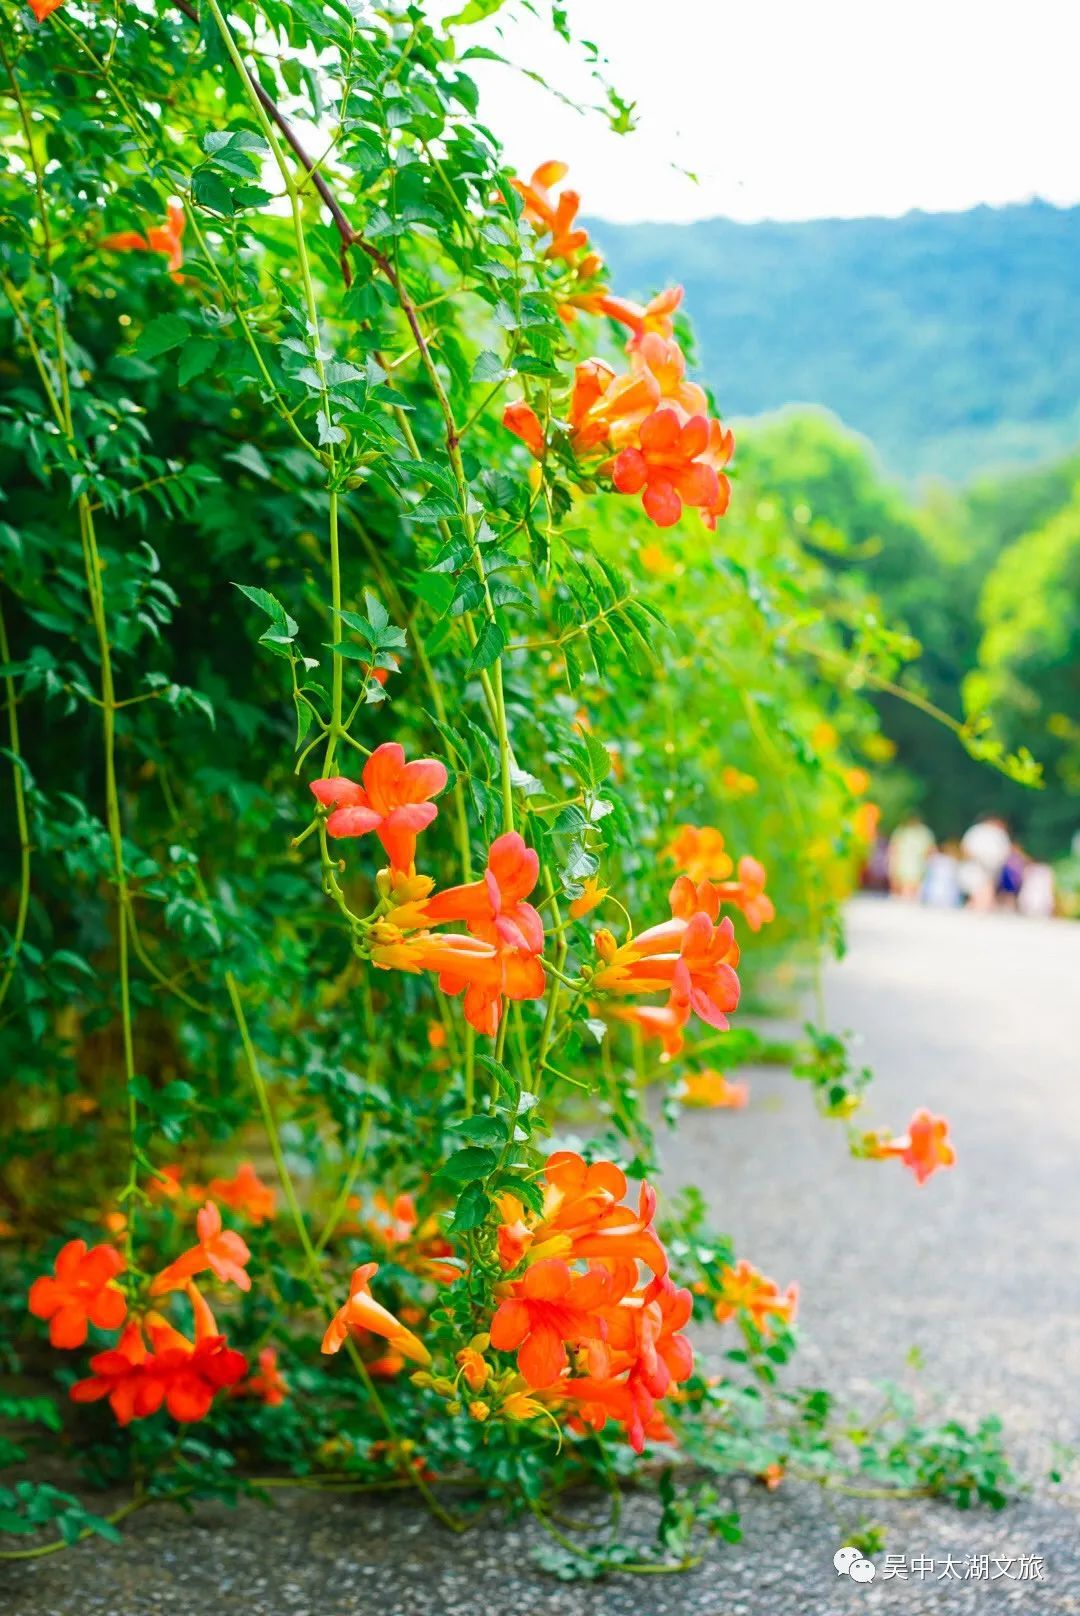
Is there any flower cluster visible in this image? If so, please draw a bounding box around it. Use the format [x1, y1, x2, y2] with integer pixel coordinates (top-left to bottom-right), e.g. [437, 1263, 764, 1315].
[311, 746, 546, 1036]
[27, 1196, 272, 1428]
[663, 826, 776, 931]
[147, 1161, 276, 1225]
[592, 875, 742, 1058]
[713, 1259, 798, 1339]
[503, 162, 734, 529]
[487, 1152, 693, 1452]
[71, 1289, 247, 1425]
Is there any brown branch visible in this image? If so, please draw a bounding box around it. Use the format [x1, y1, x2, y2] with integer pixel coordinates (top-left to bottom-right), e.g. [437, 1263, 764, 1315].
[172, 0, 357, 278]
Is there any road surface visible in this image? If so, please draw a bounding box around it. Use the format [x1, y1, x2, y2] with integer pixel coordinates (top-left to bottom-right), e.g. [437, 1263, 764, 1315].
[7, 899, 1080, 1614]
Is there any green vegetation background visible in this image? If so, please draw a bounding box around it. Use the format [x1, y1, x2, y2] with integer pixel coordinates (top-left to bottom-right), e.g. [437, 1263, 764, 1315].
[596, 205, 1080, 859]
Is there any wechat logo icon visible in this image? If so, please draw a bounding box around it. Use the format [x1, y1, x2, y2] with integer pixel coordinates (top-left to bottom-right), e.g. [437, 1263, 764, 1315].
[835, 1546, 877, 1584]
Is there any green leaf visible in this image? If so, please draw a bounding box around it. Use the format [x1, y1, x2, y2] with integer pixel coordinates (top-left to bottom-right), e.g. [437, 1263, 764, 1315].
[471, 349, 507, 382]
[449, 1181, 491, 1232]
[450, 1114, 507, 1147]
[436, 1145, 497, 1184]
[363, 590, 389, 632]
[192, 167, 235, 215]
[135, 315, 189, 359]
[178, 338, 218, 387]
[225, 443, 272, 480]
[467, 618, 505, 674]
[203, 128, 269, 157]
[475, 1052, 515, 1099]
[447, 0, 510, 22]
[490, 1171, 544, 1216]
[317, 410, 346, 446]
[233, 583, 299, 639]
[407, 570, 456, 616]
[334, 609, 378, 646]
[325, 641, 376, 661]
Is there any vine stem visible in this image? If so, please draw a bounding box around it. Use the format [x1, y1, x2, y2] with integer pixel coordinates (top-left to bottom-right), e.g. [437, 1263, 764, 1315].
[224, 971, 465, 1533]
[79, 499, 140, 1264]
[1, 51, 141, 1257]
[0, 596, 31, 1012]
[527, 1496, 702, 1576]
[0, 1493, 153, 1562]
[354, 241, 516, 835]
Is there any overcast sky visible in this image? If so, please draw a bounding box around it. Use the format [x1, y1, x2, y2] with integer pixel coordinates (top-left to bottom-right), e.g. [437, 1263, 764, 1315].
[464, 0, 1080, 223]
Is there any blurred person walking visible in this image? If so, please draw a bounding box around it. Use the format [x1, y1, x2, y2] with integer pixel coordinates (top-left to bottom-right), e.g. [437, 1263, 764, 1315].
[1018, 861, 1055, 919]
[887, 813, 935, 900]
[997, 841, 1027, 911]
[960, 814, 1011, 911]
[922, 840, 963, 908]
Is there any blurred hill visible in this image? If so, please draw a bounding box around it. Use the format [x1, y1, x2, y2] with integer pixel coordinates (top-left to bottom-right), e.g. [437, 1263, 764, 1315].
[591, 201, 1080, 483]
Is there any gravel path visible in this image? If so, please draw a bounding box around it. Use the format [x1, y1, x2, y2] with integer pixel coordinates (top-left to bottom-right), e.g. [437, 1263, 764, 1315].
[7, 898, 1080, 1614]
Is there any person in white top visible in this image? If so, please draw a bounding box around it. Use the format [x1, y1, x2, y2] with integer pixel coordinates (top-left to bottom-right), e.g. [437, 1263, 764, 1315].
[959, 816, 1011, 910]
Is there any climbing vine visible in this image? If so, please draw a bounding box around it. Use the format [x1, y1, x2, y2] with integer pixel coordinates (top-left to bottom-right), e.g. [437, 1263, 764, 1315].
[0, 0, 1012, 1576]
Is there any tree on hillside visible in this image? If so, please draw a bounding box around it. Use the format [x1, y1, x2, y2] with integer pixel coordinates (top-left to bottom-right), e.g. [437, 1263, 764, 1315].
[967, 489, 1080, 851]
[740, 413, 1073, 853]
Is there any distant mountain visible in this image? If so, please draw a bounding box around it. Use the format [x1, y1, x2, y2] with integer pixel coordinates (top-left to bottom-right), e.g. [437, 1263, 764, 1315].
[590, 201, 1080, 482]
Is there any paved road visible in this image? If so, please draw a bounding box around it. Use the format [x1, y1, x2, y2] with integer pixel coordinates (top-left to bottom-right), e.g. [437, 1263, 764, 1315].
[8, 899, 1080, 1614]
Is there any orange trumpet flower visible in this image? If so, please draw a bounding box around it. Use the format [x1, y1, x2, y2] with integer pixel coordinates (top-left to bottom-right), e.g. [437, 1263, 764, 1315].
[311, 742, 448, 871]
[70, 1288, 247, 1426]
[456, 1339, 491, 1392]
[555, 1372, 674, 1454]
[149, 1201, 251, 1296]
[680, 1070, 749, 1109]
[511, 161, 593, 266]
[496, 1151, 668, 1278]
[142, 1289, 248, 1422]
[236, 1346, 289, 1406]
[594, 900, 741, 1034]
[69, 1320, 154, 1426]
[663, 825, 733, 884]
[425, 831, 544, 954]
[102, 200, 186, 280]
[322, 1262, 431, 1365]
[714, 1259, 798, 1339]
[502, 400, 546, 458]
[205, 1161, 276, 1225]
[605, 996, 691, 1059]
[875, 1109, 956, 1185]
[716, 856, 776, 932]
[571, 285, 684, 349]
[569, 358, 660, 454]
[568, 874, 608, 918]
[632, 332, 709, 418]
[28, 1240, 126, 1349]
[489, 1258, 614, 1388]
[612, 409, 722, 529]
[604, 1272, 695, 1399]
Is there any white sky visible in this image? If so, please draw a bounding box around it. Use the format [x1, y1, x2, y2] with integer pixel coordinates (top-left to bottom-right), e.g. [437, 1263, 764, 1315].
[465, 0, 1080, 223]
